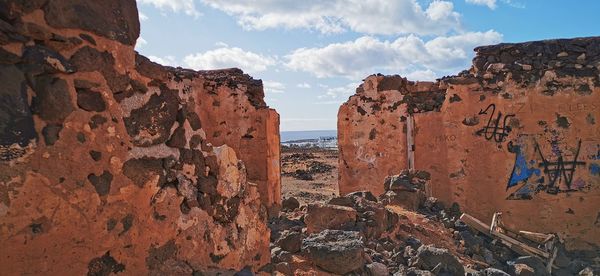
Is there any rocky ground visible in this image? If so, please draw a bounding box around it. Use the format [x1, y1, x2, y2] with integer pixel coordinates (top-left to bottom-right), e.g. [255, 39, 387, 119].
[281, 146, 339, 206]
[266, 168, 599, 275]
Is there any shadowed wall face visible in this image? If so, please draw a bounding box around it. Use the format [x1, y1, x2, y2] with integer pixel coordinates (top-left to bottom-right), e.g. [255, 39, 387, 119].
[0, 0, 280, 274]
[338, 38, 600, 249]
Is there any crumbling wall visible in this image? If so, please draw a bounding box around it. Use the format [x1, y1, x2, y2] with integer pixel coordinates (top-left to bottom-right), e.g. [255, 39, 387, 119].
[132, 63, 282, 210]
[338, 37, 600, 249]
[190, 69, 281, 209]
[0, 0, 278, 274]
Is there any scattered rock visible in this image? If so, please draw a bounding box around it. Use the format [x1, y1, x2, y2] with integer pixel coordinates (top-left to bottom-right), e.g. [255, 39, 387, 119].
[477, 267, 511, 276]
[301, 230, 365, 275]
[275, 230, 302, 253]
[305, 203, 357, 233]
[508, 256, 548, 276]
[508, 263, 535, 276]
[409, 245, 465, 276]
[366, 262, 389, 276]
[281, 197, 300, 211]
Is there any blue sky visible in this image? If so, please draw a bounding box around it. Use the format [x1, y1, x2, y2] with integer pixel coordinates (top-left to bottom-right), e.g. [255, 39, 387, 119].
[135, 0, 599, 131]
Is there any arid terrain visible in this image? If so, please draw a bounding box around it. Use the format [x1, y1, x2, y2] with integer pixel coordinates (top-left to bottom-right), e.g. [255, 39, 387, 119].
[1, 0, 599, 275]
[281, 146, 340, 206]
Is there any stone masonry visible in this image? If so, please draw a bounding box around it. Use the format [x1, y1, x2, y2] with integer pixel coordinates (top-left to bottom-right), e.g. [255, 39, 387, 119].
[0, 0, 279, 274]
[338, 37, 600, 250]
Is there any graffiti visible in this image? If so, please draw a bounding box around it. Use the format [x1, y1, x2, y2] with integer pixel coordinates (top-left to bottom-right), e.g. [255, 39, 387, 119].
[507, 145, 541, 189]
[476, 104, 515, 142]
[506, 139, 589, 200]
[535, 140, 585, 193]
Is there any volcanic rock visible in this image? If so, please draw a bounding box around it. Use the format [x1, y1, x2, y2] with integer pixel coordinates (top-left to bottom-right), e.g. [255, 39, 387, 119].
[301, 230, 365, 275]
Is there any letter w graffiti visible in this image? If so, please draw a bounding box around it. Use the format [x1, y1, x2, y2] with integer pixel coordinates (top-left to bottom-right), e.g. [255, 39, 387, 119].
[476, 104, 515, 142]
[535, 140, 585, 193]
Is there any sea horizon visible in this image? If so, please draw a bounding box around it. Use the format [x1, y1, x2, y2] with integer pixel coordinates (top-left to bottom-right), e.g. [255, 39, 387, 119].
[280, 129, 337, 142]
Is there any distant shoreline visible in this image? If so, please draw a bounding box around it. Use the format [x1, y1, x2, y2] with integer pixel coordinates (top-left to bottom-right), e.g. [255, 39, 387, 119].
[280, 129, 336, 143]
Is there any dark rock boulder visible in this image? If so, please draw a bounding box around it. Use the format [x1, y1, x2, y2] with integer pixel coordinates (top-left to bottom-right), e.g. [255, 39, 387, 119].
[275, 230, 302, 253]
[42, 124, 62, 146]
[30, 76, 74, 123]
[123, 91, 179, 146]
[0, 65, 36, 161]
[43, 0, 140, 45]
[76, 86, 106, 112]
[409, 245, 465, 276]
[281, 196, 300, 211]
[301, 230, 365, 275]
[304, 203, 357, 233]
[21, 45, 75, 74]
[366, 262, 389, 276]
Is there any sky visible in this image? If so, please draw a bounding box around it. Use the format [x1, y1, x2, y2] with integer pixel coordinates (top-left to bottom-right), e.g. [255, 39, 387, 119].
[135, 0, 600, 131]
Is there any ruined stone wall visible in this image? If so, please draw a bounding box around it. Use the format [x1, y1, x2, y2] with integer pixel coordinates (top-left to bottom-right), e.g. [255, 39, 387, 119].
[338, 37, 600, 249]
[0, 0, 278, 274]
[190, 69, 281, 209]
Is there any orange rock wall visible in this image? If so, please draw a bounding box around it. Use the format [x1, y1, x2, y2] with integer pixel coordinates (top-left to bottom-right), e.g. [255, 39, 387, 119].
[338, 76, 409, 195]
[192, 75, 281, 208]
[338, 38, 600, 249]
[0, 0, 278, 274]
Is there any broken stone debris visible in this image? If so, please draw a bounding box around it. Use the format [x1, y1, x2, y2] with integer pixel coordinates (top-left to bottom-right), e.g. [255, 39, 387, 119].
[267, 173, 598, 275]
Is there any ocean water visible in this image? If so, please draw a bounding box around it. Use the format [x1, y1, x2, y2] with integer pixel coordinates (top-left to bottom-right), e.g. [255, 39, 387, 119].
[280, 130, 337, 142]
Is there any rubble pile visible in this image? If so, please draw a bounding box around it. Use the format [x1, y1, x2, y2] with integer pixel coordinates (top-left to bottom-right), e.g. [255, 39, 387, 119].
[267, 175, 599, 275]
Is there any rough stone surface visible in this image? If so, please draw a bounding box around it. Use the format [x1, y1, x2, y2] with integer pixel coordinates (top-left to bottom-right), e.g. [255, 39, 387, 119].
[281, 196, 300, 211]
[0, 1, 278, 274]
[409, 245, 465, 275]
[304, 203, 357, 233]
[301, 230, 365, 274]
[477, 268, 511, 276]
[509, 256, 548, 276]
[43, 0, 140, 45]
[338, 37, 600, 249]
[0, 65, 36, 160]
[366, 262, 390, 276]
[275, 230, 302, 253]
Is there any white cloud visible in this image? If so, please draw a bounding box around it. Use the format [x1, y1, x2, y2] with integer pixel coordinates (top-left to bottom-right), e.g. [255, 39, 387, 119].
[137, 0, 201, 17]
[183, 47, 276, 73]
[318, 82, 360, 100]
[285, 30, 503, 79]
[148, 55, 177, 66]
[465, 0, 497, 9]
[215, 41, 229, 47]
[263, 81, 286, 94]
[404, 69, 437, 81]
[297, 83, 311, 89]
[136, 37, 147, 48]
[139, 11, 149, 21]
[501, 0, 525, 9]
[201, 0, 461, 36]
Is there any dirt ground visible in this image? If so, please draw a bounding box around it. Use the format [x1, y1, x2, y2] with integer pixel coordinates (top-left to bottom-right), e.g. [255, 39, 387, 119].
[280, 147, 339, 206]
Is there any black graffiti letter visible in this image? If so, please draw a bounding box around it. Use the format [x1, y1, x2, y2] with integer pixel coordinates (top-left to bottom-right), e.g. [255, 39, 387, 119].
[535, 140, 586, 193]
[476, 104, 515, 142]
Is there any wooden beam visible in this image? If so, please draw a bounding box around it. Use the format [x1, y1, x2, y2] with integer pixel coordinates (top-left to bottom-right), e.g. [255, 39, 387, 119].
[459, 213, 492, 234]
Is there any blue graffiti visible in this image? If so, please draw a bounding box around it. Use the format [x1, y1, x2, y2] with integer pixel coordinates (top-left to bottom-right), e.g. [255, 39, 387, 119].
[590, 164, 600, 176]
[507, 147, 541, 189]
